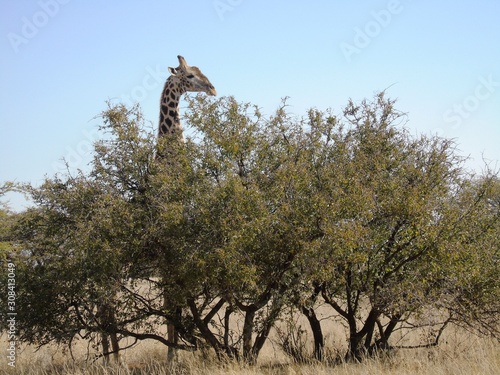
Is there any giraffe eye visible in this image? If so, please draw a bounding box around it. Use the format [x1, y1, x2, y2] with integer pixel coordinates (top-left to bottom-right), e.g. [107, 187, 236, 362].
[186, 74, 195, 79]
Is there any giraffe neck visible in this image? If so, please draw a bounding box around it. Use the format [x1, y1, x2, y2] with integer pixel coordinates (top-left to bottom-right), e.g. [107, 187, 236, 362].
[158, 75, 185, 139]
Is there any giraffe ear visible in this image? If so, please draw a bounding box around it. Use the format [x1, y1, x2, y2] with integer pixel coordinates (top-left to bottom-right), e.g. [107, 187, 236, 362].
[168, 67, 178, 76]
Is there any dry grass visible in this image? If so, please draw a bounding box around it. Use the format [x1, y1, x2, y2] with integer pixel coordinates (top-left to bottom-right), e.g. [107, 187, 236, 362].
[1, 327, 499, 375]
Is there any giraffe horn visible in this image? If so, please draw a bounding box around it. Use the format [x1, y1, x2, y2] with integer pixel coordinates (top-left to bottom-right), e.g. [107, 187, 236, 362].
[177, 55, 189, 69]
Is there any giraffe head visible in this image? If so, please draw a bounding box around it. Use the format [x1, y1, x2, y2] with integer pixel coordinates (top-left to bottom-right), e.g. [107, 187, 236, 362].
[168, 55, 216, 96]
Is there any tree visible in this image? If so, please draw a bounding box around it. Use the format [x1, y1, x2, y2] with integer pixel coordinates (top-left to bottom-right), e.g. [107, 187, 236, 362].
[176, 96, 321, 363]
[4, 104, 175, 362]
[4, 99, 315, 364]
[434, 175, 500, 339]
[0, 182, 16, 262]
[295, 93, 500, 361]
[2, 95, 498, 366]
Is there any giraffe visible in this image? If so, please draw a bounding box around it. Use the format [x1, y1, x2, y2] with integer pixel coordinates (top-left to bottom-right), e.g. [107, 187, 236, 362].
[157, 55, 216, 361]
[158, 55, 216, 141]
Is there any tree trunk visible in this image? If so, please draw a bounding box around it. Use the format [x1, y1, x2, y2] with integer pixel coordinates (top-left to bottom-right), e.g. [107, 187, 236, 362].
[242, 308, 257, 364]
[345, 308, 379, 361]
[363, 312, 377, 353]
[241, 299, 282, 364]
[167, 323, 177, 362]
[187, 298, 225, 359]
[223, 306, 239, 359]
[164, 289, 180, 362]
[373, 314, 400, 351]
[110, 331, 120, 363]
[98, 304, 120, 364]
[346, 333, 363, 362]
[250, 315, 274, 363]
[301, 305, 324, 361]
[101, 332, 110, 365]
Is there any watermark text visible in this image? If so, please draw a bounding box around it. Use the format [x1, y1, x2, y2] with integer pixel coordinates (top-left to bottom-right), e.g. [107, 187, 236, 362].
[443, 75, 499, 129]
[120, 65, 167, 107]
[7, 0, 72, 54]
[213, 0, 244, 21]
[6, 262, 17, 367]
[340, 0, 404, 62]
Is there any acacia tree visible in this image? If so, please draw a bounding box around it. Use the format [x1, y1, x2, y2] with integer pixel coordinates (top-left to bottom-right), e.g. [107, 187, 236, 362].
[3, 98, 316, 364]
[434, 175, 500, 339]
[4, 104, 205, 361]
[4, 105, 154, 361]
[2, 95, 498, 366]
[171, 96, 322, 363]
[0, 182, 16, 261]
[293, 94, 500, 361]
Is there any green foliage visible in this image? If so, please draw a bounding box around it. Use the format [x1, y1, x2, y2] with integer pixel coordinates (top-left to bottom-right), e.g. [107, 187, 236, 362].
[1, 94, 498, 364]
[0, 182, 16, 263]
[296, 94, 498, 360]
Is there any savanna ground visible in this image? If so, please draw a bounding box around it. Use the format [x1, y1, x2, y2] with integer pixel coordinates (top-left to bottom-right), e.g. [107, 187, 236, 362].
[2, 323, 499, 375]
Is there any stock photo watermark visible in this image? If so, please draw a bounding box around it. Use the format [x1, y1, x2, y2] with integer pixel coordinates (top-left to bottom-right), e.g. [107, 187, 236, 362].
[442, 75, 499, 129]
[213, 0, 243, 21]
[120, 65, 168, 107]
[51, 65, 167, 174]
[7, 0, 72, 54]
[340, 0, 404, 62]
[6, 261, 17, 368]
[51, 127, 100, 174]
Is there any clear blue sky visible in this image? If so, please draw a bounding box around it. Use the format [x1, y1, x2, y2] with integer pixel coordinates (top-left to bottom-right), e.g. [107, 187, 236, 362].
[1, 1, 500, 211]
